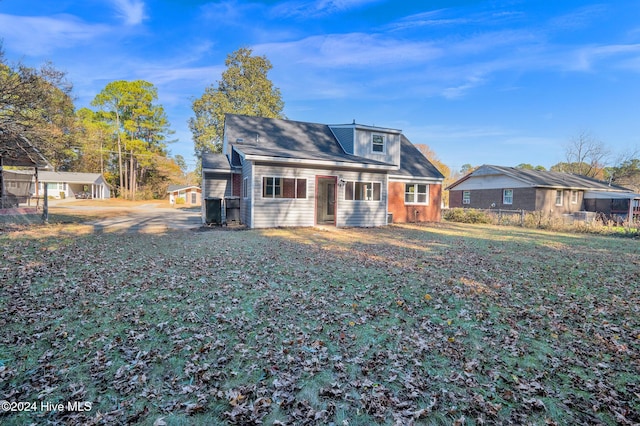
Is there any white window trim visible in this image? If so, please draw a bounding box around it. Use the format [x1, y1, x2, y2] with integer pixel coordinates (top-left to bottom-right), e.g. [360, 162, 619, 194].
[261, 176, 307, 200]
[462, 191, 470, 205]
[243, 177, 249, 199]
[344, 181, 382, 202]
[262, 176, 283, 199]
[571, 190, 578, 204]
[405, 183, 430, 205]
[503, 189, 513, 205]
[371, 134, 386, 154]
[555, 190, 563, 206]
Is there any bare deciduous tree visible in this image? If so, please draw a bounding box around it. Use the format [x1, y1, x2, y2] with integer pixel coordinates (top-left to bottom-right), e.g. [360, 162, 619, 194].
[552, 131, 609, 178]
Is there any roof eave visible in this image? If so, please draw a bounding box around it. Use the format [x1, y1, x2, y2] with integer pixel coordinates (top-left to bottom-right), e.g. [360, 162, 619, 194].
[389, 174, 444, 183]
[243, 153, 396, 170]
[202, 167, 232, 173]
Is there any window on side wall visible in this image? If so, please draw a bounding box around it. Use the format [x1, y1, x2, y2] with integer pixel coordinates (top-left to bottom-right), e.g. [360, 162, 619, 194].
[571, 190, 578, 204]
[503, 189, 513, 205]
[462, 191, 470, 204]
[371, 134, 385, 153]
[262, 177, 306, 199]
[555, 190, 563, 206]
[344, 181, 381, 201]
[405, 184, 429, 204]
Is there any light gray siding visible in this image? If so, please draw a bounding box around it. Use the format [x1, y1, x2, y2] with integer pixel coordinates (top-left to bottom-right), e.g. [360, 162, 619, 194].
[338, 172, 388, 227]
[353, 129, 401, 167]
[241, 160, 253, 226]
[250, 163, 387, 228]
[203, 172, 231, 198]
[453, 175, 529, 191]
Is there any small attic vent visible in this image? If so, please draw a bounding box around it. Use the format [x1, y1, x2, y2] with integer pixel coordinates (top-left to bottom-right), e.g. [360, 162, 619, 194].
[236, 138, 244, 143]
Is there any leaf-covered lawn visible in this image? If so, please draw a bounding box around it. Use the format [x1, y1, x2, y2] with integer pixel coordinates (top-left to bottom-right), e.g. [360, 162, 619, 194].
[1, 223, 639, 425]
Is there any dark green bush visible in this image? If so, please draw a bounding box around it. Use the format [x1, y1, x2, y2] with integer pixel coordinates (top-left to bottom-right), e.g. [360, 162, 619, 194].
[443, 208, 493, 224]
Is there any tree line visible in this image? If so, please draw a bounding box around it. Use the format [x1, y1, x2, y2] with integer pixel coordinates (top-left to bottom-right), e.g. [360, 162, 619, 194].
[1, 45, 192, 199]
[1, 45, 283, 199]
[3, 39, 637, 200]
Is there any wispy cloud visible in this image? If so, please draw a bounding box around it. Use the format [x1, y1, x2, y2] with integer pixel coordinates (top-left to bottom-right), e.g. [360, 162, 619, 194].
[570, 43, 640, 72]
[389, 8, 525, 32]
[110, 0, 147, 25]
[271, 0, 384, 19]
[0, 13, 110, 56]
[137, 65, 225, 86]
[548, 4, 608, 31]
[257, 33, 441, 68]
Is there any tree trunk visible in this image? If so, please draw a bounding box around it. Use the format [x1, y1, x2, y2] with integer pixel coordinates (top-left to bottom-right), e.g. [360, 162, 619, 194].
[130, 149, 135, 200]
[116, 110, 124, 198]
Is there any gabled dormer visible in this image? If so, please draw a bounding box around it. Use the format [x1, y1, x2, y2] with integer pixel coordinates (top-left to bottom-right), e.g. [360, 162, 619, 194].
[329, 122, 401, 168]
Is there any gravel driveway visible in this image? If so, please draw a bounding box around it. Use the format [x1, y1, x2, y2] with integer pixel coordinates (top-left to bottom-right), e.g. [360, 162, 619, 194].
[49, 199, 202, 233]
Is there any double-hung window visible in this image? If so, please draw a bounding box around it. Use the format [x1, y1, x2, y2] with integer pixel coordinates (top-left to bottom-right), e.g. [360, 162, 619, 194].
[263, 177, 282, 198]
[462, 191, 470, 204]
[555, 190, 563, 206]
[371, 134, 385, 153]
[503, 189, 513, 205]
[405, 184, 429, 204]
[571, 190, 578, 204]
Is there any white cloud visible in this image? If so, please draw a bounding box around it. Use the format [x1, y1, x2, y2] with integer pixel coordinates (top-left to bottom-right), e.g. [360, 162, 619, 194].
[137, 65, 226, 86]
[110, 0, 147, 25]
[0, 13, 110, 56]
[271, 0, 384, 19]
[548, 4, 608, 31]
[256, 33, 441, 68]
[565, 43, 640, 72]
[442, 76, 485, 99]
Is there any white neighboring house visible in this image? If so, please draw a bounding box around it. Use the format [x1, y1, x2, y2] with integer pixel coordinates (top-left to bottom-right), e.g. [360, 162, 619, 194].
[167, 184, 201, 206]
[37, 171, 111, 199]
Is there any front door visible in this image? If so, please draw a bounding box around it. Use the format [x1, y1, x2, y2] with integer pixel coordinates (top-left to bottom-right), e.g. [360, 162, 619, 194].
[316, 176, 336, 225]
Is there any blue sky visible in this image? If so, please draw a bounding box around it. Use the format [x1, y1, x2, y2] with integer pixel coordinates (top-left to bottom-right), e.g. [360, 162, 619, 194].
[1, 0, 639, 173]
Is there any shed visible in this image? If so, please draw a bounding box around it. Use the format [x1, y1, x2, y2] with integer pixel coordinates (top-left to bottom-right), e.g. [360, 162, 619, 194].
[0, 127, 51, 213]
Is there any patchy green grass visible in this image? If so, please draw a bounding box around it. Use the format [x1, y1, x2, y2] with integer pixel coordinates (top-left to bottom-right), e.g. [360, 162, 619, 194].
[1, 222, 639, 425]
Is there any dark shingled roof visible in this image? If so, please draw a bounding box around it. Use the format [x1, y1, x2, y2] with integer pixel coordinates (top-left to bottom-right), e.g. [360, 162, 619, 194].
[201, 153, 231, 171]
[0, 127, 51, 168]
[393, 135, 445, 179]
[223, 114, 444, 174]
[226, 114, 391, 166]
[167, 184, 200, 192]
[225, 114, 346, 155]
[448, 165, 632, 192]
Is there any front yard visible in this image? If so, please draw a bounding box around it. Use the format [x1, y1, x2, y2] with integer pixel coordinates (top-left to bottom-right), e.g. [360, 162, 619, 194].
[1, 222, 639, 425]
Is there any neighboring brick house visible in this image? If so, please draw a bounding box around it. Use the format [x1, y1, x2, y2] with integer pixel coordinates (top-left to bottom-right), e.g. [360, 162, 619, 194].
[447, 165, 639, 220]
[201, 114, 445, 228]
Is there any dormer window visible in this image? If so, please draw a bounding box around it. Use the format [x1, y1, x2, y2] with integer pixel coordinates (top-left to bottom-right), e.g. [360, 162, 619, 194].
[371, 134, 385, 153]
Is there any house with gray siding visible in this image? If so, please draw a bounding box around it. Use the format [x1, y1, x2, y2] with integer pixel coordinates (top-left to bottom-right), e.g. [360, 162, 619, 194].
[447, 165, 640, 221]
[201, 114, 444, 228]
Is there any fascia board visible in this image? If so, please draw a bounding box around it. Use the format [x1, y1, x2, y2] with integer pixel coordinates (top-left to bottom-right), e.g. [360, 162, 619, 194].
[242, 153, 396, 171]
[388, 175, 444, 183]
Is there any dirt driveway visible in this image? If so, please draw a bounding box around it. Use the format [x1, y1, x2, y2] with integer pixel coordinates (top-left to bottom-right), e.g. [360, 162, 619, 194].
[48, 199, 202, 233]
